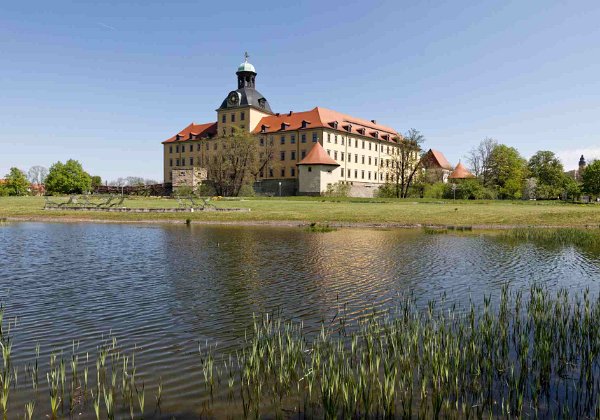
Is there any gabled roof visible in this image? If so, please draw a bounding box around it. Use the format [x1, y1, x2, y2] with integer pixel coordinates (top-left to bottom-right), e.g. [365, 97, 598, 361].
[252, 107, 401, 142]
[162, 122, 218, 144]
[448, 162, 476, 179]
[297, 142, 339, 166]
[422, 149, 453, 171]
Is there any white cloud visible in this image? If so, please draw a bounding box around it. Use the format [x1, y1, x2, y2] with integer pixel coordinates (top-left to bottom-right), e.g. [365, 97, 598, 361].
[557, 148, 600, 170]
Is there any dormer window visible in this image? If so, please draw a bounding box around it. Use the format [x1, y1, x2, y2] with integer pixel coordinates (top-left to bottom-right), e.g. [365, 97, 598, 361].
[175, 134, 181, 141]
[258, 98, 266, 108]
[357, 128, 366, 135]
[372, 131, 379, 139]
[301, 120, 311, 129]
[281, 122, 290, 130]
[261, 125, 267, 133]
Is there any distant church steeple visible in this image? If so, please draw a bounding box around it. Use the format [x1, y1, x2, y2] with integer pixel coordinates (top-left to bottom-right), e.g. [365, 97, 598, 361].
[579, 154, 586, 170]
[236, 52, 256, 89]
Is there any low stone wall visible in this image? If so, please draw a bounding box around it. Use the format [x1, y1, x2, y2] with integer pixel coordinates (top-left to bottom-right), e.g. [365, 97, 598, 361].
[348, 182, 381, 198]
[44, 207, 250, 213]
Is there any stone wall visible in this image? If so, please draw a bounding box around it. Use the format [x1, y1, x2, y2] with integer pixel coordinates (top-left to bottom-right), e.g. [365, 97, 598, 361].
[348, 182, 381, 198]
[172, 167, 207, 188]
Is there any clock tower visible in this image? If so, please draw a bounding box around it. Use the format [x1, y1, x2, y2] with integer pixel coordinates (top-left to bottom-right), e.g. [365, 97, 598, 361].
[217, 53, 273, 134]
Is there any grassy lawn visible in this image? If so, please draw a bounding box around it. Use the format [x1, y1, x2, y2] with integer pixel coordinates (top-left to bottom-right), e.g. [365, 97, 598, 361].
[1, 196, 599, 227]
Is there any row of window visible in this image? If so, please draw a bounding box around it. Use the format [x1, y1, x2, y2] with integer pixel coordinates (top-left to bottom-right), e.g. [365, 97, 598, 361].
[326, 133, 399, 154]
[222, 112, 245, 123]
[258, 167, 297, 178]
[255, 167, 393, 182]
[260, 132, 318, 146]
[169, 137, 407, 157]
[170, 158, 198, 167]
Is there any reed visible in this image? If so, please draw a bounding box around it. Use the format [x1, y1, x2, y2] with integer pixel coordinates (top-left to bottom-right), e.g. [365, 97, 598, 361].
[3, 283, 600, 417]
[503, 227, 600, 248]
[305, 222, 336, 233]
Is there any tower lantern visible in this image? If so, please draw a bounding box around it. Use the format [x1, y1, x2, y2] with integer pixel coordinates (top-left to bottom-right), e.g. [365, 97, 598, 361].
[236, 52, 256, 89]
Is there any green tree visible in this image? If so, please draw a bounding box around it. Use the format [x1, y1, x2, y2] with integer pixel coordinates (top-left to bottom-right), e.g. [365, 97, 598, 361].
[45, 159, 92, 194]
[562, 176, 581, 200]
[384, 128, 425, 198]
[206, 127, 275, 196]
[487, 145, 527, 199]
[527, 151, 565, 199]
[91, 175, 103, 189]
[582, 160, 600, 196]
[4, 167, 30, 196]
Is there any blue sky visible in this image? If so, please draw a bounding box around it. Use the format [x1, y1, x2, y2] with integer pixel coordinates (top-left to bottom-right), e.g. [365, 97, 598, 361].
[1, 0, 599, 181]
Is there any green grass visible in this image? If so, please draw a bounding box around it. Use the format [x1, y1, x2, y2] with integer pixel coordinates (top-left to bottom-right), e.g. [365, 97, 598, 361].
[1, 196, 600, 227]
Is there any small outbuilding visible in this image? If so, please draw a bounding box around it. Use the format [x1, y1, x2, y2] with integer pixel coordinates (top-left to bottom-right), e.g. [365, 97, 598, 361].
[421, 149, 454, 183]
[448, 162, 476, 180]
[297, 142, 341, 195]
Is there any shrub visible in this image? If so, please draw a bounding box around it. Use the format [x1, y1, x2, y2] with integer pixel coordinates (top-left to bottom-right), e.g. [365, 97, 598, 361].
[443, 180, 495, 200]
[196, 182, 217, 197]
[238, 183, 256, 197]
[174, 185, 195, 197]
[423, 182, 445, 199]
[376, 183, 398, 198]
[324, 182, 350, 198]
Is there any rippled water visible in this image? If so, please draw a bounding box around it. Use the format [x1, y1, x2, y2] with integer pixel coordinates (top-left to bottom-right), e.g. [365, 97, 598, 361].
[1, 222, 599, 417]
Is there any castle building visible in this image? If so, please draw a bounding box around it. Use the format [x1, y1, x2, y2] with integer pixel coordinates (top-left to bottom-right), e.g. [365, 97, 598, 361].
[162, 56, 412, 196]
[421, 149, 453, 183]
[565, 155, 587, 181]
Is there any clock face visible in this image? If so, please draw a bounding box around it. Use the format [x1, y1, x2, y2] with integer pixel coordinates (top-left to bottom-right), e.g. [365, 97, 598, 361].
[228, 92, 239, 106]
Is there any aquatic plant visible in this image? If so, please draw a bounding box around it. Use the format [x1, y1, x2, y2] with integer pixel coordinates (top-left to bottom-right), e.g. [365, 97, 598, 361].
[305, 222, 337, 233]
[3, 283, 600, 416]
[503, 227, 600, 248]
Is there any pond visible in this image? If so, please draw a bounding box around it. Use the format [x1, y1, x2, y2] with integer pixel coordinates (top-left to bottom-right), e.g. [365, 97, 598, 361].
[1, 222, 599, 418]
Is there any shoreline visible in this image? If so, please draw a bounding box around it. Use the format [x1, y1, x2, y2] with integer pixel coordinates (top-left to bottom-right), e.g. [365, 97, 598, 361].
[3, 215, 596, 230]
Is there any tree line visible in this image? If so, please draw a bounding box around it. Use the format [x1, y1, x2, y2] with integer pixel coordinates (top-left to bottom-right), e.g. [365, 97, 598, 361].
[0, 160, 101, 196]
[461, 138, 598, 200]
[379, 134, 599, 200]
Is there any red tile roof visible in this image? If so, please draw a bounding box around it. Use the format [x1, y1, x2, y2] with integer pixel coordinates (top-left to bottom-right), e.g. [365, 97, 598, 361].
[252, 107, 401, 141]
[448, 162, 476, 179]
[162, 122, 218, 143]
[422, 149, 453, 170]
[297, 142, 339, 166]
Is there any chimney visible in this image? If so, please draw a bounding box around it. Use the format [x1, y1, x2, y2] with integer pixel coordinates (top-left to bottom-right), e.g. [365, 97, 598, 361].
[371, 119, 377, 124]
[276, 113, 280, 116]
[288, 111, 293, 116]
